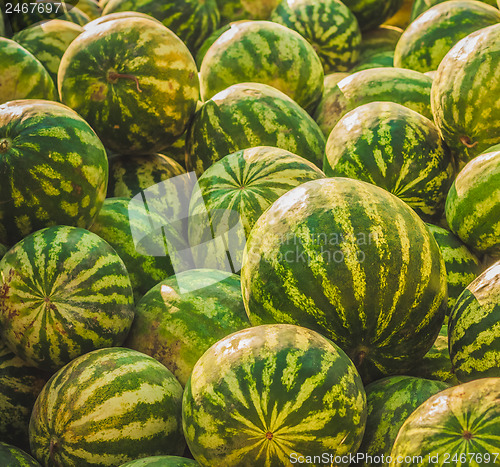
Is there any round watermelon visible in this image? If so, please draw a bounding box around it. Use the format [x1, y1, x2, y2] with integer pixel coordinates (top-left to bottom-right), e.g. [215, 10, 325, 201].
[182, 324, 367, 466]
[389, 378, 500, 466]
[29, 348, 185, 465]
[118, 457, 198, 467]
[241, 177, 447, 383]
[0, 442, 40, 466]
[449, 260, 500, 382]
[0, 226, 135, 372]
[58, 16, 199, 155]
[125, 269, 250, 386]
[0, 99, 108, 246]
[199, 20, 324, 112]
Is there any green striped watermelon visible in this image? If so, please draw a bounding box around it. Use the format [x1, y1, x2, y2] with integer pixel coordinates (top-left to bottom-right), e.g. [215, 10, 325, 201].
[0, 340, 49, 451]
[394, 1, 500, 74]
[73, 0, 101, 19]
[0, 226, 135, 372]
[119, 457, 198, 467]
[216, 0, 280, 23]
[188, 146, 325, 268]
[431, 23, 500, 162]
[359, 376, 449, 466]
[445, 150, 500, 257]
[125, 269, 250, 386]
[407, 324, 459, 385]
[182, 324, 367, 466]
[389, 378, 500, 466]
[426, 224, 482, 312]
[0, 442, 40, 466]
[199, 20, 324, 112]
[102, 0, 220, 53]
[350, 50, 395, 72]
[358, 25, 403, 62]
[269, 0, 362, 73]
[58, 16, 199, 155]
[83, 11, 164, 30]
[323, 102, 454, 220]
[186, 83, 326, 175]
[341, 0, 404, 31]
[313, 67, 434, 138]
[241, 177, 447, 383]
[449, 260, 500, 382]
[0, 38, 57, 104]
[29, 347, 185, 465]
[12, 19, 83, 83]
[410, 0, 498, 21]
[0, 99, 108, 246]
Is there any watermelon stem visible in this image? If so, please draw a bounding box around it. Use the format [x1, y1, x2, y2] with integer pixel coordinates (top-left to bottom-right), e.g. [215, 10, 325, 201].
[107, 72, 142, 93]
[459, 135, 478, 149]
[0, 138, 10, 153]
[49, 438, 59, 460]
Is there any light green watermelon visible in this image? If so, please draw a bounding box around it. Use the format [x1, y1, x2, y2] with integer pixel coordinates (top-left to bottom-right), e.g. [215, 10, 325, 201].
[0, 226, 135, 372]
[29, 348, 185, 465]
[182, 324, 367, 466]
[0, 442, 40, 466]
[241, 177, 447, 383]
[199, 20, 324, 112]
[119, 457, 198, 467]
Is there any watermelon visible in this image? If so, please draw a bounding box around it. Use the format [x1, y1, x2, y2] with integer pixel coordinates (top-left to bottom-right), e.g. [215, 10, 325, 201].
[216, 0, 280, 23]
[182, 324, 367, 466]
[431, 23, 500, 162]
[83, 11, 164, 30]
[119, 457, 198, 467]
[73, 0, 101, 19]
[269, 0, 362, 73]
[107, 153, 185, 199]
[241, 177, 447, 383]
[102, 0, 220, 54]
[188, 146, 325, 269]
[0, 38, 57, 104]
[389, 378, 500, 466]
[0, 99, 108, 246]
[12, 19, 83, 83]
[445, 150, 500, 257]
[0, 340, 49, 451]
[449, 260, 500, 382]
[199, 20, 324, 112]
[358, 25, 403, 62]
[394, 1, 500, 74]
[350, 50, 395, 72]
[58, 16, 199, 155]
[186, 83, 326, 175]
[0, 442, 40, 466]
[29, 347, 185, 465]
[0, 226, 135, 372]
[323, 102, 454, 220]
[426, 224, 482, 312]
[358, 376, 449, 466]
[407, 325, 460, 385]
[125, 269, 250, 386]
[410, 0, 498, 21]
[313, 67, 434, 138]
[341, 0, 404, 31]
[195, 22, 235, 68]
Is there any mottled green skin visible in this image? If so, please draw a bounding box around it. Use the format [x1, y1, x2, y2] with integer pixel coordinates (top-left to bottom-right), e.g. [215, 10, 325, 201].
[241, 178, 447, 383]
[29, 348, 185, 466]
[313, 67, 433, 138]
[324, 102, 454, 220]
[183, 324, 367, 466]
[0, 341, 49, 451]
[0, 226, 135, 372]
[0, 99, 108, 246]
[199, 20, 324, 112]
[188, 146, 325, 268]
[359, 25, 403, 61]
[119, 457, 199, 467]
[410, 0, 498, 21]
[12, 19, 83, 83]
[360, 376, 449, 466]
[126, 269, 250, 386]
[449, 261, 500, 382]
[0, 443, 40, 466]
[186, 83, 326, 175]
[74, 0, 101, 19]
[350, 51, 394, 72]
[216, 0, 280, 23]
[0, 38, 57, 105]
[270, 0, 362, 73]
[83, 11, 164, 30]
[389, 378, 500, 466]
[408, 325, 460, 385]
[395, 1, 500, 73]
[445, 151, 500, 257]
[102, 0, 220, 53]
[341, 0, 403, 30]
[427, 224, 482, 313]
[59, 17, 199, 155]
[107, 153, 185, 199]
[431, 24, 500, 162]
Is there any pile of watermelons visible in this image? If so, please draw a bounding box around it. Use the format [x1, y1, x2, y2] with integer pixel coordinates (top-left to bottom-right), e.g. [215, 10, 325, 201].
[0, 0, 499, 465]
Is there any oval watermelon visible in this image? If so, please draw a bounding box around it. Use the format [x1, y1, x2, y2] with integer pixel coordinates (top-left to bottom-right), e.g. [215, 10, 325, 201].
[0, 442, 40, 466]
